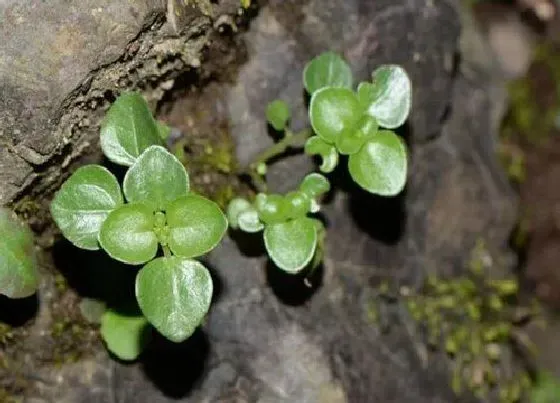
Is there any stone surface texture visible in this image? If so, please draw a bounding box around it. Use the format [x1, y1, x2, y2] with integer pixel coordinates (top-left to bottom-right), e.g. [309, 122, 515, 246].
[0, 0, 519, 402]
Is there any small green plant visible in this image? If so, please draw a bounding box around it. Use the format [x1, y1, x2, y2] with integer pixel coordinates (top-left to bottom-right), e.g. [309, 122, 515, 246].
[49, 51, 412, 359]
[0, 208, 39, 299]
[228, 51, 411, 273]
[50, 93, 227, 359]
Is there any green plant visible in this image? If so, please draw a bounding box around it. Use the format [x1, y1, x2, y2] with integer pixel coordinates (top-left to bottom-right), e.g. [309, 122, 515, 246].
[0, 208, 39, 299]
[228, 51, 411, 273]
[50, 93, 227, 359]
[49, 51, 411, 359]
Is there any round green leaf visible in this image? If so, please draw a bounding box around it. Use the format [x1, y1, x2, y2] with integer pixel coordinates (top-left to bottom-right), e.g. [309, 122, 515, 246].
[100, 309, 151, 361]
[303, 51, 353, 94]
[135, 257, 213, 342]
[50, 165, 123, 250]
[358, 65, 412, 129]
[264, 217, 318, 273]
[266, 100, 291, 131]
[309, 87, 361, 144]
[98, 204, 158, 265]
[348, 130, 407, 196]
[335, 114, 378, 155]
[123, 145, 189, 211]
[100, 92, 165, 166]
[304, 136, 339, 173]
[285, 191, 311, 219]
[226, 198, 252, 230]
[0, 209, 39, 299]
[238, 209, 265, 233]
[299, 173, 331, 198]
[166, 194, 227, 259]
[255, 193, 289, 224]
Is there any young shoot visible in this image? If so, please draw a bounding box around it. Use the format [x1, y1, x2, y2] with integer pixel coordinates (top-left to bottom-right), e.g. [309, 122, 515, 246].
[231, 51, 412, 272]
[51, 93, 227, 360]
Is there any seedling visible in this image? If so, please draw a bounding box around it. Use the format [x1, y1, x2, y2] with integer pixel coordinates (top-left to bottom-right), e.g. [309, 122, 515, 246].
[51, 93, 227, 359]
[229, 51, 411, 273]
[48, 52, 412, 359]
[0, 208, 39, 299]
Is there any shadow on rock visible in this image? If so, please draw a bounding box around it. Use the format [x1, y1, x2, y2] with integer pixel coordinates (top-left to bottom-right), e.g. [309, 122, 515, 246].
[51, 238, 138, 307]
[0, 293, 38, 326]
[266, 260, 324, 306]
[141, 328, 210, 399]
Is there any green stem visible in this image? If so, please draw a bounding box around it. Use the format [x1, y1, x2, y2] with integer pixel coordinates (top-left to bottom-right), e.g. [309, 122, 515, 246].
[162, 245, 172, 258]
[242, 128, 313, 192]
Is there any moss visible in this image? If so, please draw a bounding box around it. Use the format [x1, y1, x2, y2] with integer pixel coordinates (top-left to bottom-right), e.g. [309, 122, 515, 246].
[370, 239, 541, 402]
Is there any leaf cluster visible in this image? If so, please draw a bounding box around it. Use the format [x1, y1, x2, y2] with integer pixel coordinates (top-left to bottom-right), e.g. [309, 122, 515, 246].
[228, 173, 329, 273]
[303, 52, 411, 195]
[50, 93, 227, 359]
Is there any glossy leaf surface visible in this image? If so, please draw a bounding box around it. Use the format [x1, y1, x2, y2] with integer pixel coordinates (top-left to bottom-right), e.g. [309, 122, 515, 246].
[303, 52, 353, 94]
[348, 130, 407, 196]
[123, 146, 189, 211]
[50, 165, 123, 250]
[166, 195, 227, 258]
[98, 204, 158, 265]
[100, 92, 164, 166]
[309, 87, 361, 144]
[136, 257, 213, 342]
[358, 65, 412, 129]
[264, 217, 317, 273]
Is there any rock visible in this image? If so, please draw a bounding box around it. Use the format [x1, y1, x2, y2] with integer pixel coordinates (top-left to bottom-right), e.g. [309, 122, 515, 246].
[1, 0, 519, 402]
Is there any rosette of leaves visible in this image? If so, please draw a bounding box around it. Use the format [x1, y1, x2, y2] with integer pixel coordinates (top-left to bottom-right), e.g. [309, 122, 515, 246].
[50, 93, 227, 360]
[0, 208, 39, 299]
[304, 52, 412, 196]
[227, 173, 329, 273]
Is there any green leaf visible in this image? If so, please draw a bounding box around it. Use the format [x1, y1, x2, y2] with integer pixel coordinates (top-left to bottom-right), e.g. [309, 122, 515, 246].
[0, 209, 39, 299]
[226, 198, 252, 230]
[309, 87, 361, 144]
[264, 217, 317, 273]
[98, 204, 158, 265]
[100, 309, 151, 361]
[255, 193, 289, 224]
[238, 209, 265, 233]
[303, 51, 353, 94]
[156, 121, 172, 141]
[100, 92, 164, 166]
[335, 115, 378, 155]
[348, 130, 407, 196]
[166, 194, 227, 259]
[50, 165, 123, 250]
[358, 65, 412, 129]
[135, 257, 213, 342]
[285, 191, 311, 219]
[304, 136, 339, 173]
[266, 100, 291, 131]
[299, 173, 330, 198]
[123, 146, 189, 211]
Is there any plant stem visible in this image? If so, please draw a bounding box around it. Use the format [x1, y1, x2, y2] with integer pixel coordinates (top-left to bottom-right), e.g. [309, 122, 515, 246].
[242, 128, 313, 193]
[162, 245, 171, 258]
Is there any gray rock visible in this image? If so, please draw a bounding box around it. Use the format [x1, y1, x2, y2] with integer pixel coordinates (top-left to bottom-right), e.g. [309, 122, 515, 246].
[2, 0, 518, 402]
